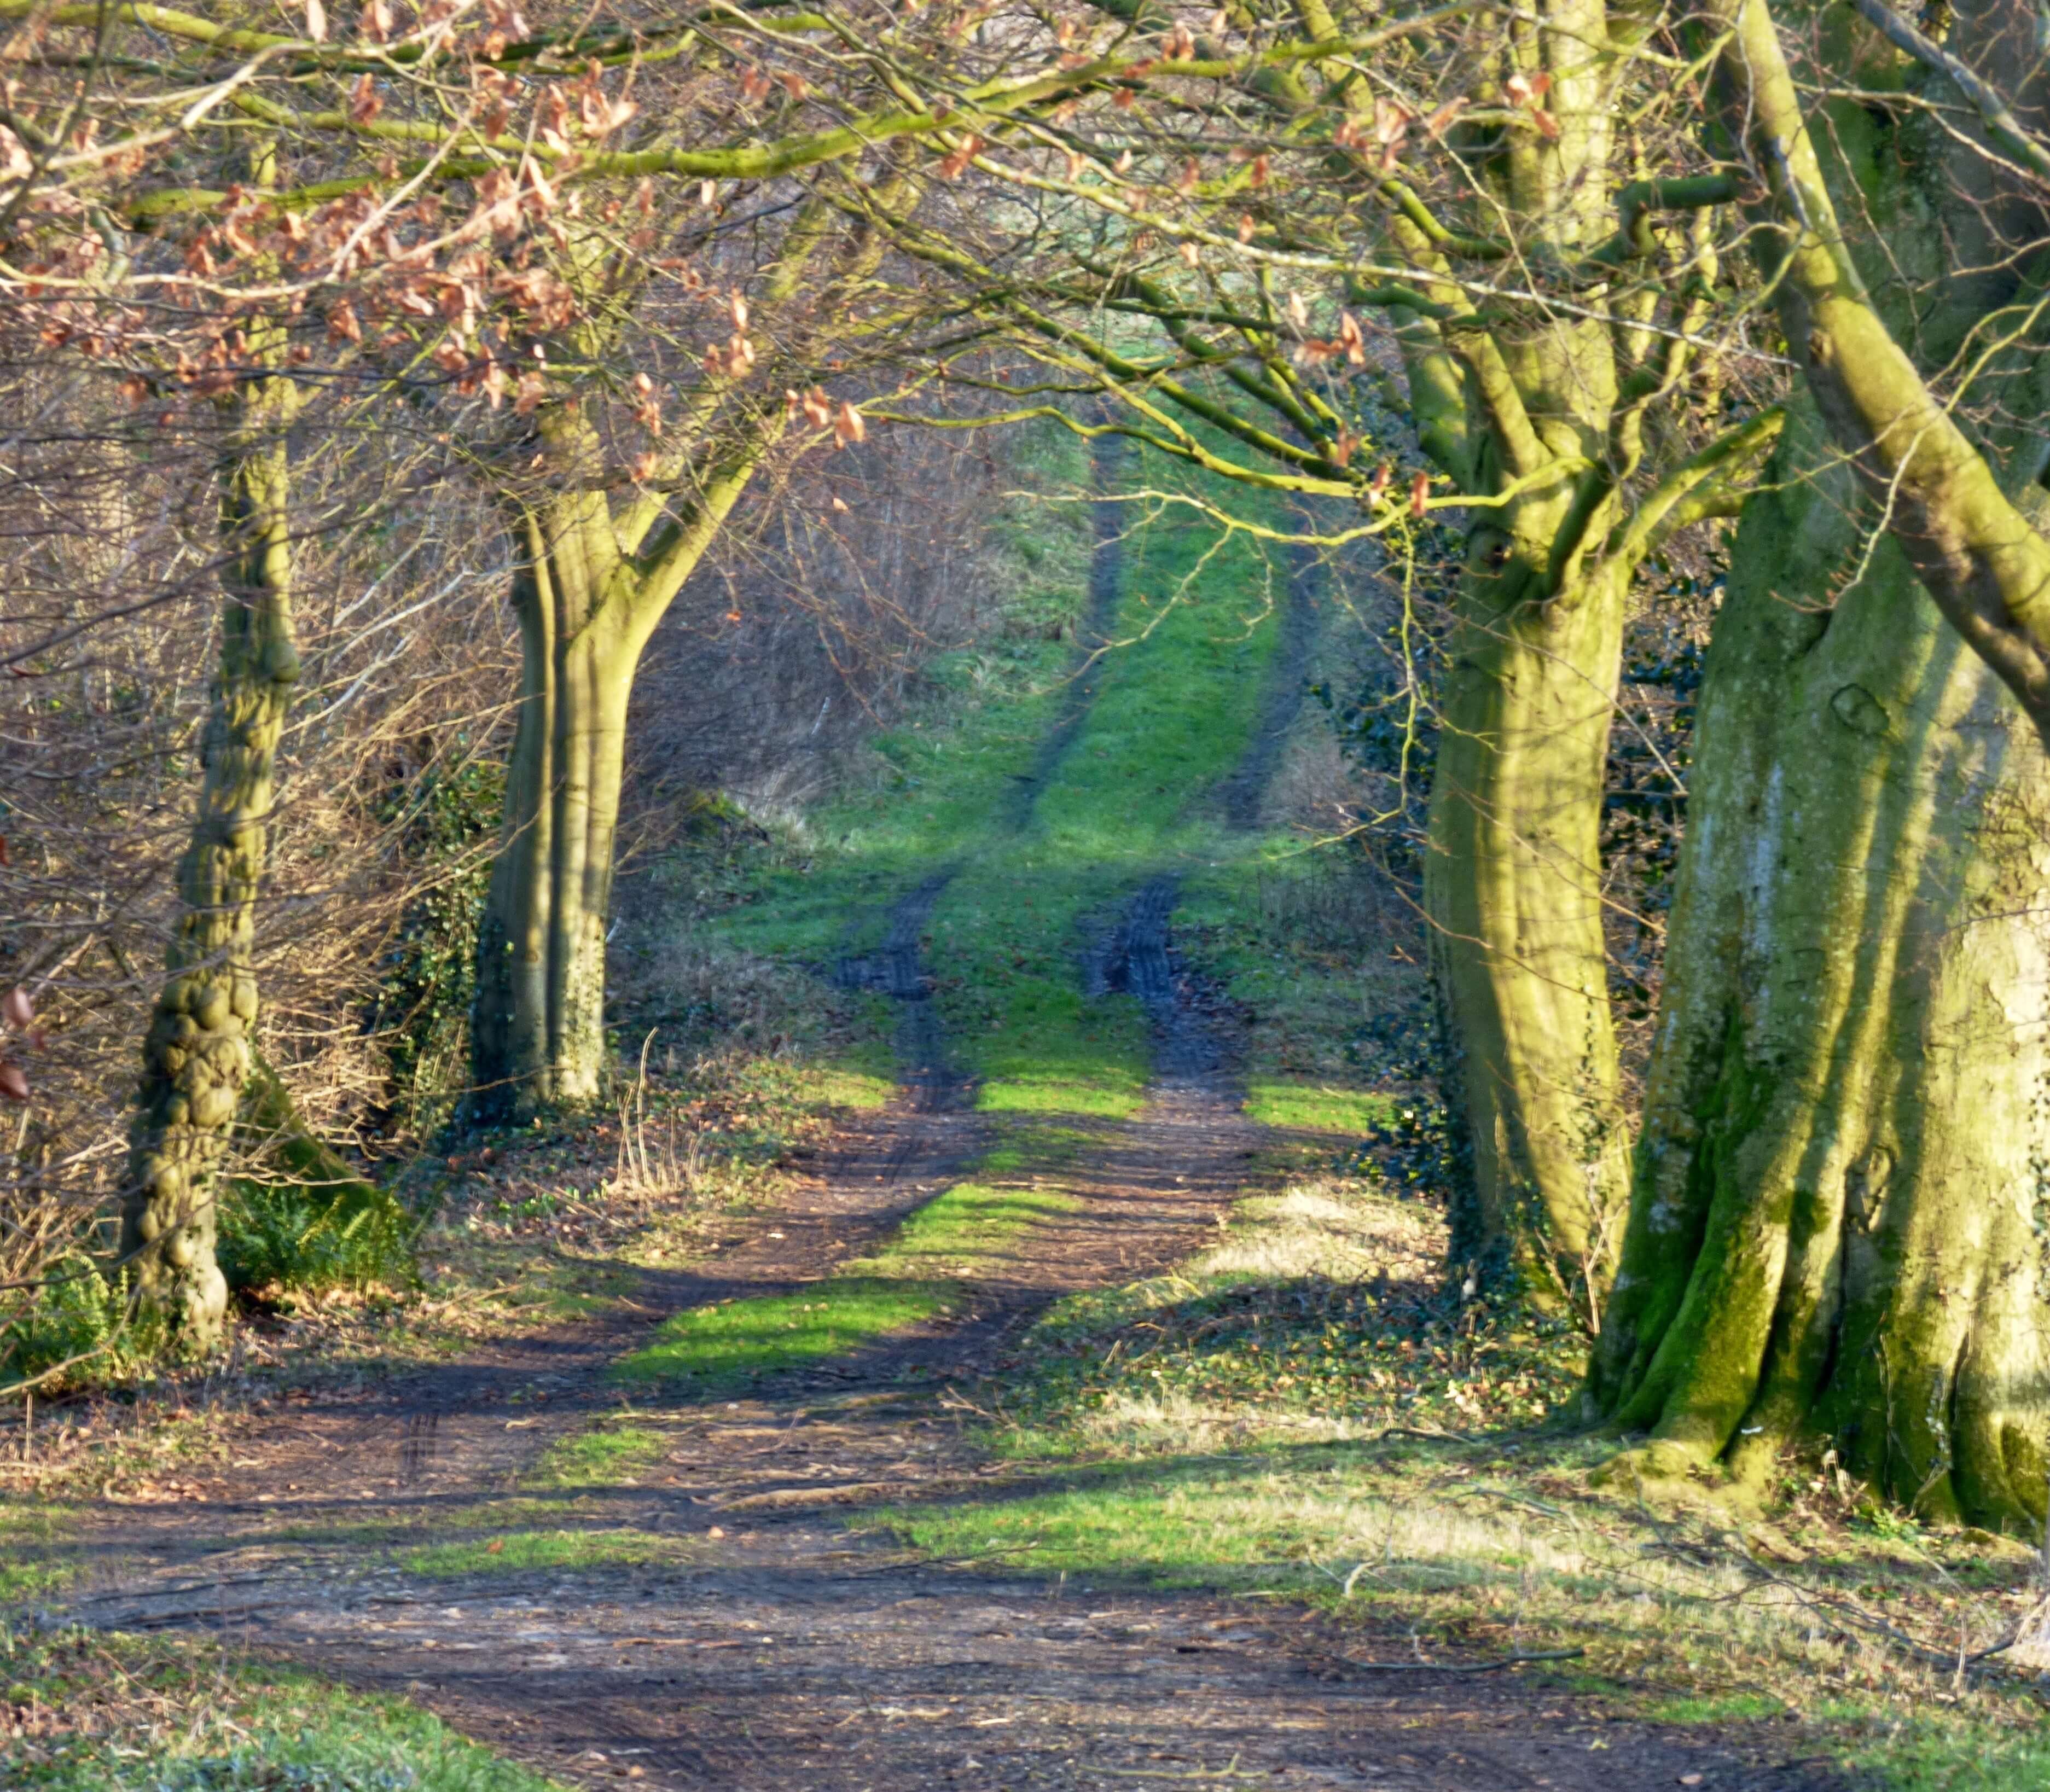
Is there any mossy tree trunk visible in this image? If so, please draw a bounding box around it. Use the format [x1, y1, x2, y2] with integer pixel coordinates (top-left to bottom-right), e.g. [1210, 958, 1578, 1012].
[1426, 547, 1630, 1308]
[120, 376, 300, 1349]
[1589, 411, 2050, 1529]
[1396, 1, 1643, 1312]
[1591, 0, 2050, 1526]
[468, 424, 776, 1120]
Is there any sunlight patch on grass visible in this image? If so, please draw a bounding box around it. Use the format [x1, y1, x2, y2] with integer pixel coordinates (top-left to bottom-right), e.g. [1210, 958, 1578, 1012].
[1242, 1079, 1398, 1136]
[525, 1424, 666, 1489]
[975, 1070, 1147, 1117]
[2, 1629, 567, 1790]
[804, 1065, 898, 1111]
[402, 1527, 686, 1578]
[614, 1276, 953, 1387]
[882, 1182, 1081, 1267]
[615, 1170, 1082, 1387]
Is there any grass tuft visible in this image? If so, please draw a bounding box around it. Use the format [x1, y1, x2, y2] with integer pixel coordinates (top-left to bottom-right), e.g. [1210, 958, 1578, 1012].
[1, 1630, 565, 1791]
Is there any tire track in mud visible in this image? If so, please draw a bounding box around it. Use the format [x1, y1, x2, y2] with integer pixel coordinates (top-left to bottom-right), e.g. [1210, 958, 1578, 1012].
[36, 472, 1843, 1792]
[1002, 429, 1130, 833]
[1087, 523, 1324, 1098]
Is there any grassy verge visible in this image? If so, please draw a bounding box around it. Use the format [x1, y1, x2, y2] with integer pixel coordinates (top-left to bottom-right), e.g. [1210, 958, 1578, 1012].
[2, 1630, 565, 1791]
[867, 1169, 2050, 1792]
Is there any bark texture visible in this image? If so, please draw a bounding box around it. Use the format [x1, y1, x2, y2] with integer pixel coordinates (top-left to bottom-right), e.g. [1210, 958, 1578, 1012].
[1590, 412, 2050, 1528]
[120, 394, 299, 1348]
[1591, 0, 2050, 1528]
[1427, 534, 1630, 1305]
[1409, 0, 1638, 1308]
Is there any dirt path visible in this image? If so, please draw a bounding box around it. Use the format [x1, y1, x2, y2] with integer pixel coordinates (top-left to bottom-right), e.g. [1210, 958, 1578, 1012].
[45, 1048, 1830, 1792]
[36, 469, 1844, 1792]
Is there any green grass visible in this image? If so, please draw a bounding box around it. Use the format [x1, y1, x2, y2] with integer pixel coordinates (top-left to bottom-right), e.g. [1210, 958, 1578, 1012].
[524, 1423, 666, 1488]
[615, 1148, 1084, 1387]
[0, 1502, 81, 1606]
[615, 1276, 954, 1386]
[1241, 1079, 1400, 1135]
[402, 1527, 686, 1578]
[882, 1181, 1080, 1266]
[2, 1630, 566, 1791]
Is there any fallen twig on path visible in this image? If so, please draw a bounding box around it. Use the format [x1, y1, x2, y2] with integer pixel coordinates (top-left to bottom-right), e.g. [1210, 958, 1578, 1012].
[1335, 1646, 1586, 1673]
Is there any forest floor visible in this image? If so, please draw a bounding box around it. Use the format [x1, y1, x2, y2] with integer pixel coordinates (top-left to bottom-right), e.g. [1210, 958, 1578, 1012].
[4, 443, 2046, 1791]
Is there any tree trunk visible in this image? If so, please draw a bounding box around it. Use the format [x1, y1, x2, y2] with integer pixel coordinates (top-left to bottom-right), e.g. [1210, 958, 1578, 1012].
[1588, 409, 2050, 1531]
[1428, 546, 1631, 1312]
[120, 400, 299, 1349]
[471, 494, 636, 1118]
[469, 432, 770, 1122]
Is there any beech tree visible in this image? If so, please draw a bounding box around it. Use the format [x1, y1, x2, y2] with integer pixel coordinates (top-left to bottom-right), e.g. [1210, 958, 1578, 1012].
[1590, 0, 2050, 1526]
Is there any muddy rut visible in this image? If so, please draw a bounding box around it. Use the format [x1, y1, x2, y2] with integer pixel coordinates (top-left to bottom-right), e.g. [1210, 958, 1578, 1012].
[33, 472, 1842, 1792]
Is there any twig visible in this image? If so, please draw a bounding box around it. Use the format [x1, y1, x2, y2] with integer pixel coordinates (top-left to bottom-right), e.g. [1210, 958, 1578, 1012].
[1335, 1646, 1585, 1673]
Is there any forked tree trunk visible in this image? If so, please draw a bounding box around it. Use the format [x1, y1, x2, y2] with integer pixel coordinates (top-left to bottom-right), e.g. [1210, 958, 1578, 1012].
[467, 188, 862, 1121]
[469, 428, 773, 1121]
[120, 393, 299, 1348]
[1589, 414, 2050, 1529]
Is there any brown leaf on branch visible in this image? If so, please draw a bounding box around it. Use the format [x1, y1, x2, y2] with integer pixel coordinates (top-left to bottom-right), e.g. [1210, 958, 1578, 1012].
[834, 402, 865, 446]
[937, 135, 982, 178]
[1423, 97, 1469, 139]
[1410, 469, 1431, 518]
[349, 74, 383, 126]
[0, 1062, 26, 1103]
[1338, 310, 1365, 364]
[3, 986, 31, 1030]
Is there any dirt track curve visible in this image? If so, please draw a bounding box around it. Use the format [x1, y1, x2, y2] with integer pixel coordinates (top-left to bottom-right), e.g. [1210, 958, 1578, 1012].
[32, 464, 1846, 1792]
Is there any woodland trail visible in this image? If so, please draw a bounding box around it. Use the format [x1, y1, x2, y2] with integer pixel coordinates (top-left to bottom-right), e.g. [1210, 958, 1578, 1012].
[30, 484, 1843, 1792]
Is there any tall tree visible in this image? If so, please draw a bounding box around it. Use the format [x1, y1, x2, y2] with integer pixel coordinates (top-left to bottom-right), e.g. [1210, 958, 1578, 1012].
[1590, 0, 2050, 1526]
[120, 327, 300, 1349]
